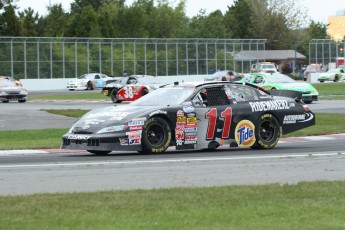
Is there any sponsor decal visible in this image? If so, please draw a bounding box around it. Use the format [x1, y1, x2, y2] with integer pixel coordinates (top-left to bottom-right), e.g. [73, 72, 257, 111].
[129, 139, 141, 145]
[176, 139, 184, 146]
[185, 135, 197, 141]
[185, 132, 197, 136]
[86, 111, 131, 120]
[126, 130, 142, 135]
[283, 114, 306, 124]
[177, 110, 184, 117]
[130, 125, 143, 131]
[187, 113, 196, 118]
[249, 100, 290, 112]
[186, 117, 197, 123]
[119, 138, 129, 145]
[177, 116, 187, 122]
[128, 134, 141, 139]
[128, 120, 145, 126]
[83, 119, 105, 125]
[67, 135, 91, 140]
[184, 140, 197, 144]
[176, 122, 186, 127]
[235, 120, 256, 147]
[175, 126, 185, 132]
[183, 106, 195, 113]
[283, 113, 314, 124]
[185, 127, 197, 132]
[131, 117, 147, 121]
[175, 130, 184, 140]
[149, 110, 168, 116]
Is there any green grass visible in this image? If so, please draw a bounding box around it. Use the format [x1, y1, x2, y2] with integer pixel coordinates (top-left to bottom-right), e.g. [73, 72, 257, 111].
[0, 129, 68, 150]
[1, 181, 345, 229]
[312, 82, 345, 96]
[0, 111, 344, 150]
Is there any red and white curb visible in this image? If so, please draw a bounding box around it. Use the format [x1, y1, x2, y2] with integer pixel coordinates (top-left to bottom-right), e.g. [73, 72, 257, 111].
[1, 133, 345, 155]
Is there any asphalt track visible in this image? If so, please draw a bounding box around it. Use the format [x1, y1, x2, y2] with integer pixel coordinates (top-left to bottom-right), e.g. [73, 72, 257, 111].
[1, 92, 345, 195]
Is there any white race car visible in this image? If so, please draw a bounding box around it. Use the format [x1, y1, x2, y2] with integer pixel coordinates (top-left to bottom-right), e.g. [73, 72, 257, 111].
[66, 73, 114, 90]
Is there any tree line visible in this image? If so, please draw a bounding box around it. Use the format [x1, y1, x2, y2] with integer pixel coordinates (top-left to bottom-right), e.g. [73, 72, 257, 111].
[0, 0, 330, 62]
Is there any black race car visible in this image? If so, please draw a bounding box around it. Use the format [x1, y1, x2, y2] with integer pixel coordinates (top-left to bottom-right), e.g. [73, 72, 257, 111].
[61, 81, 315, 155]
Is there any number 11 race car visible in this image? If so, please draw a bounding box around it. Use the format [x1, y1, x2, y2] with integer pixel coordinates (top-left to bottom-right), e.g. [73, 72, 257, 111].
[61, 81, 315, 155]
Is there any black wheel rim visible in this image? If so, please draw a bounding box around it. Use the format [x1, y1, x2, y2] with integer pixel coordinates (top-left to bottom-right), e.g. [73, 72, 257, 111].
[146, 124, 164, 146]
[259, 120, 275, 142]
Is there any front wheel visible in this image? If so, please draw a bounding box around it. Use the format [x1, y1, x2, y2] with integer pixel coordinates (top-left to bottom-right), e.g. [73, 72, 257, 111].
[110, 89, 122, 103]
[18, 100, 26, 103]
[251, 114, 280, 150]
[87, 150, 111, 156]
[141, 117, 171, 154]
[141, 88, 149, 97]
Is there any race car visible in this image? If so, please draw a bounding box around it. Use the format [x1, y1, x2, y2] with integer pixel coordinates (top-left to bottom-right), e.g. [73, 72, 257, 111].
[239, 73, 319, 104]
[66, 73, 114, 90]
[102, 75, 163, 103]
[204, 70, 242, 82]
[318, 68, 344, 82]
[0, 78, 28, 103]
[61, 81, 315, 155]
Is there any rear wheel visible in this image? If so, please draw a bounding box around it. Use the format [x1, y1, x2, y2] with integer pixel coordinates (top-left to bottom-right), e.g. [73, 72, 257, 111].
[18, 100, 26, 103]
[333, 75, 339, 82]
[2, 100, 9, 103]
[110, 89, 122, 103]
[141, 117, 171, 154]
[251, 114, 280, 150]
[87, 150, 111, 156]
[141, 88, 149, 97]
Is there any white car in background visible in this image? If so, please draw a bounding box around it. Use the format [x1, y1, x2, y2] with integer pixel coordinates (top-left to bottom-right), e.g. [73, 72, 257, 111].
[318, 68, 345, 82]
[66, 73, 114, 90]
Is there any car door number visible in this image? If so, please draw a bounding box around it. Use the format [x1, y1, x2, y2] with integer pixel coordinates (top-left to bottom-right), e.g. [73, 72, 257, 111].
[205, 107, 233, 140]
[124, 86, 134, 98]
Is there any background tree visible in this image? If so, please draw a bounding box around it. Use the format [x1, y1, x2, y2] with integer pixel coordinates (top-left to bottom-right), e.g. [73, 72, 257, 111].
[18, 8, 39, 36]
[43, 4, 68, 37]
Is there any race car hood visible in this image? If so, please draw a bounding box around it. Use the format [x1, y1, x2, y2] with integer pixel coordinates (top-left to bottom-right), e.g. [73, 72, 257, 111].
[70, 105, 160, 134]
[0, 86, 27, 94]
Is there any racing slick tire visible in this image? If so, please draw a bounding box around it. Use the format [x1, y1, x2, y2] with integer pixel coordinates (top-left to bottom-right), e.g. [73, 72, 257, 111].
[303, 99, 312, 104]
[2, 100, 9, 103]
[86, 81, 94, 90]
[251, 114, 280, 150]
[333, 75, 339, 82]
[18, 100, 26, 103]
[87, 150, 111, 156]
[141, 88, 149, 97]
[141, 117, 171, 154]
[110, 89, 122, 103]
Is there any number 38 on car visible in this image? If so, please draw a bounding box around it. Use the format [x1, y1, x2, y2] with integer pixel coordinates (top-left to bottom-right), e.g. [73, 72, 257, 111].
[61, 81, 315, 155]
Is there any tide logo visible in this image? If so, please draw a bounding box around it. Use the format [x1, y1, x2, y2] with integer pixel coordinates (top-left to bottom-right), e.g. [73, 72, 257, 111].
[235, 120, 256, 147]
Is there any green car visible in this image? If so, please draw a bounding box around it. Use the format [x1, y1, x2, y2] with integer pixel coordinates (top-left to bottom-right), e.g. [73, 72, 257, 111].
[239, 73, 319, 104]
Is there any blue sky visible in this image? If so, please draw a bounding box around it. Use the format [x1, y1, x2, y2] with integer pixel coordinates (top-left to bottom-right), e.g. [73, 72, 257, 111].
[17, 0, 344, 24]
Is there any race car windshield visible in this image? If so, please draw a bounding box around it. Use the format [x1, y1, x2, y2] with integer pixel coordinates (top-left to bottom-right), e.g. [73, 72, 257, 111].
[131, 87, 195, 106]
[0, 79, 17, 87]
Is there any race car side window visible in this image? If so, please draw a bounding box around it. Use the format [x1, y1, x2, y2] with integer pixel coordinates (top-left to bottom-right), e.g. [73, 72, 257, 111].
[229, 85, 259, 102]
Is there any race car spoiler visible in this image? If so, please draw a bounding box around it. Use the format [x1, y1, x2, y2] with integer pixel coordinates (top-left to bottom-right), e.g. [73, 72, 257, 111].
[267, 89, 302, 102]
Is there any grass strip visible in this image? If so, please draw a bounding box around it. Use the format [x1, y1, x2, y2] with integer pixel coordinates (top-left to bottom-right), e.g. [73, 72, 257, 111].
[0, 181, 345, 229]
